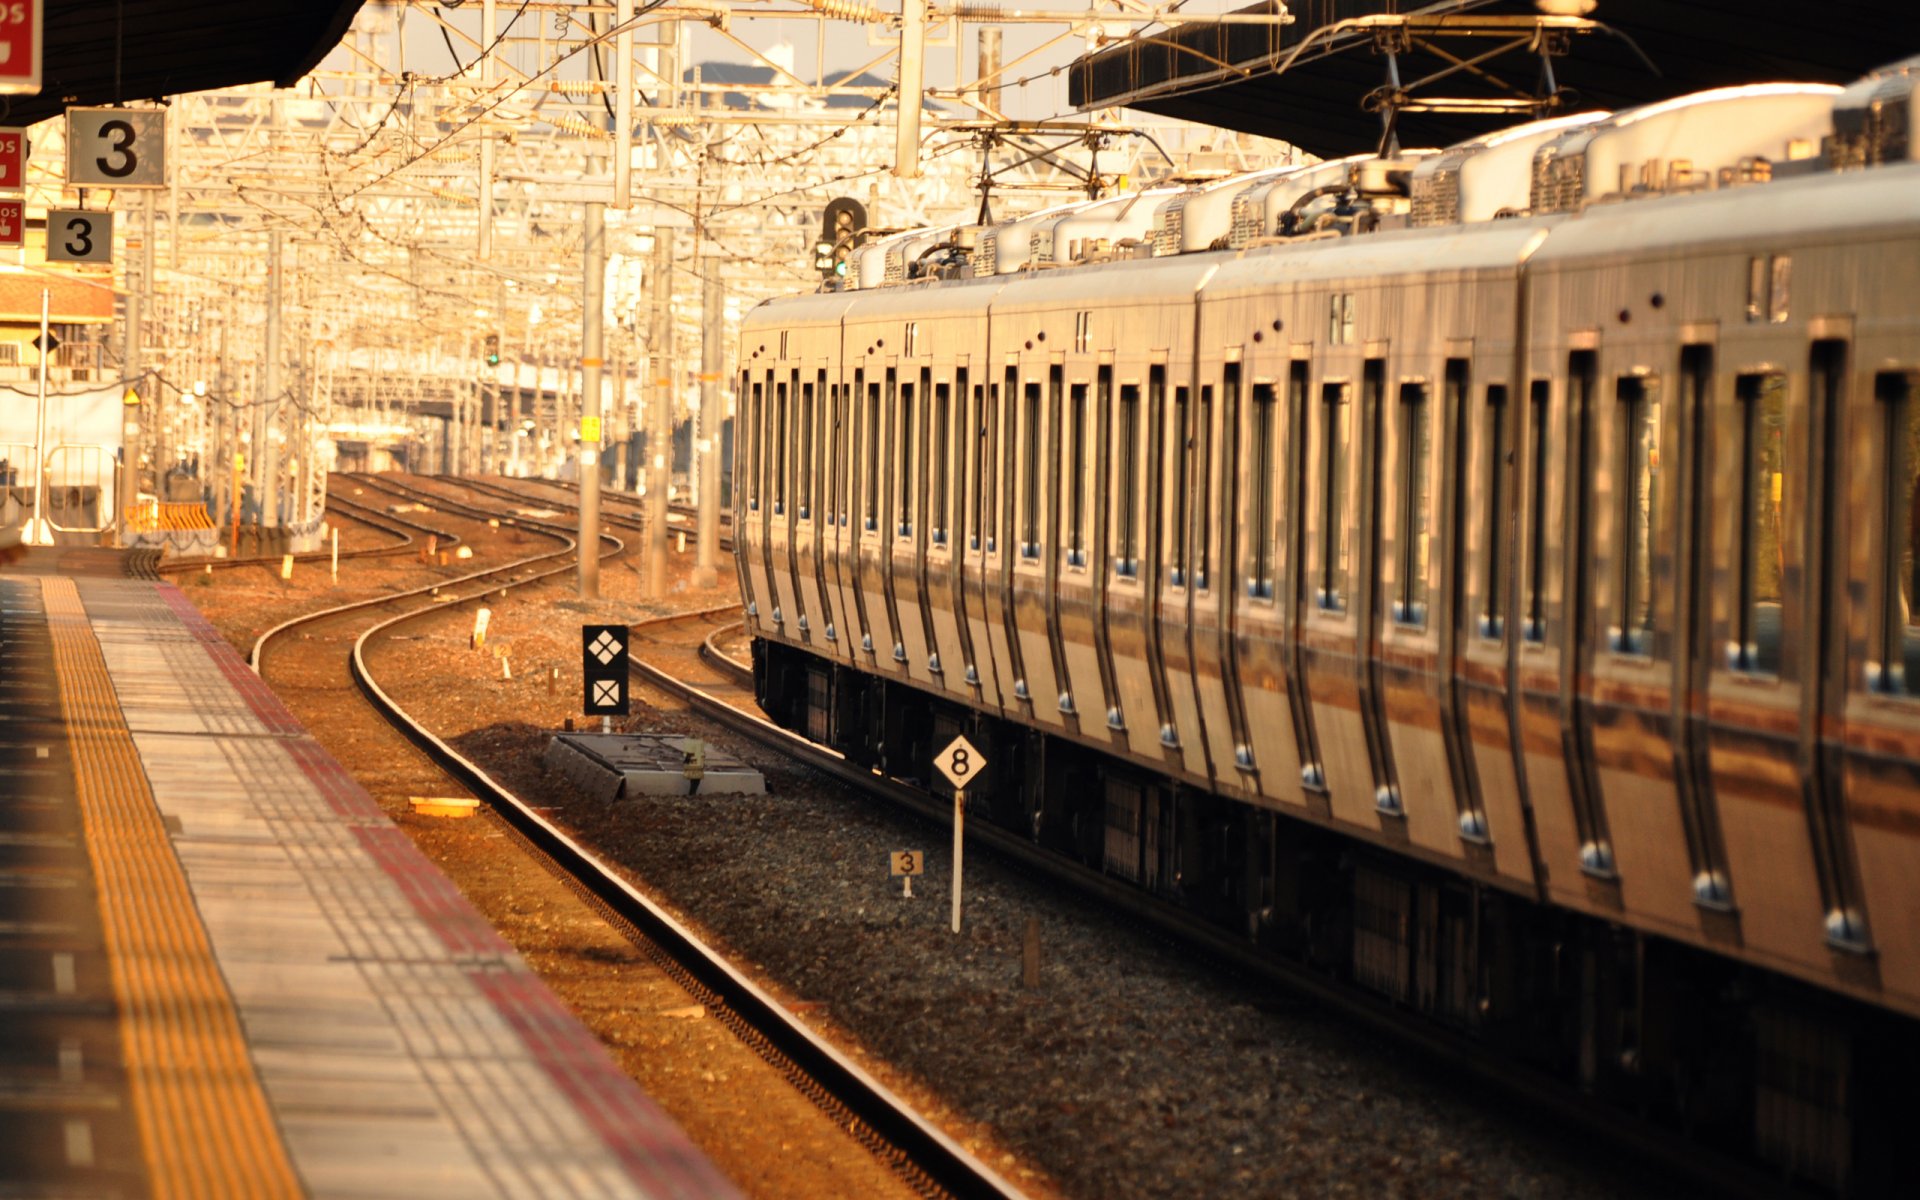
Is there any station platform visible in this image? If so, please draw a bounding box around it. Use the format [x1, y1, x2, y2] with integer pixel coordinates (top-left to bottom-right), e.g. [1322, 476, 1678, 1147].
[0, 548, 739, 1200]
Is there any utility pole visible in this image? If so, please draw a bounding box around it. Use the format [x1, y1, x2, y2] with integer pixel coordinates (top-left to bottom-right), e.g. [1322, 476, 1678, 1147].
[693, 265, 722, 588]
[578, 8, 608, 599]
[895, 0, 926, 178]
[258, 229, 284, 530]
[645, 227, 673, 597]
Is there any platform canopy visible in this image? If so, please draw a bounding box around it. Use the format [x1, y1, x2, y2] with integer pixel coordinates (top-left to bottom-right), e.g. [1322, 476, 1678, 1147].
[1069, 0, 1902, 158]
[3, 0, 363, 126]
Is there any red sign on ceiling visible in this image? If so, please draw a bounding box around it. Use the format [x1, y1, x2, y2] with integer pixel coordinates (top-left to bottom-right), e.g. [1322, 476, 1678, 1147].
[0, 1, 42, 96]
[0, 199, 24, 248]
[0, 127, 25, 191]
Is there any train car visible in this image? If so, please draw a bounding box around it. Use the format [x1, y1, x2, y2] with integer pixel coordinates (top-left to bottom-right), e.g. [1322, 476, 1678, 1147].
[738, 58, 1920, 1193]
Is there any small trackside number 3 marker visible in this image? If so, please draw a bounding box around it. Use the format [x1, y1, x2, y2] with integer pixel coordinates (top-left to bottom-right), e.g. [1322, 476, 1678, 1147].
[935, 734, 985, 792]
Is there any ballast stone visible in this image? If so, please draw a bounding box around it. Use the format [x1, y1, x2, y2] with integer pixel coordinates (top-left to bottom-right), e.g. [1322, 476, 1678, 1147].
[543, 732, 766, 799]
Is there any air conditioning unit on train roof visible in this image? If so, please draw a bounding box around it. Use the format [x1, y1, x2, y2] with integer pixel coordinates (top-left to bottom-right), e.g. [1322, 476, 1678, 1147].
[1528, 83, 1842, 214]
[1227, 153, 1437, 246]
[1409, 111, 1611, 227]
[974, 198, 1099, 275]
[1147, 166, 1296, 256]
[1828, 54, 1920, 169]
[882, 225, 972, 284]
[1036, 186, 1182, 265]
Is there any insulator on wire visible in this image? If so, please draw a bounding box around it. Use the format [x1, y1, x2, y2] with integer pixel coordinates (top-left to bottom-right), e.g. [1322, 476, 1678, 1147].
[801, 0, 886, 24]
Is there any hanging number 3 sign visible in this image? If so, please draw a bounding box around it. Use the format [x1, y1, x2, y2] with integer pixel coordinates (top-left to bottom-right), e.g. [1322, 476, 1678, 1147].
[44, 209, 111, 263]
[66, 107, 165, 187]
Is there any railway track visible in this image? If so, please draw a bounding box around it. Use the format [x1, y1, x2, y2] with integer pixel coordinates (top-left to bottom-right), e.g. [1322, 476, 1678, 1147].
[624, 613, 1796, 1200]
[157, 483, 448, 575]
[252, 472, 1019, 1200]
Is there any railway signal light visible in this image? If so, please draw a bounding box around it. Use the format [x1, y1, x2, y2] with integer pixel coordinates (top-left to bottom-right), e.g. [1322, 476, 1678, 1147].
[818, 196, 867, 281]
[484, 333, 501, 366]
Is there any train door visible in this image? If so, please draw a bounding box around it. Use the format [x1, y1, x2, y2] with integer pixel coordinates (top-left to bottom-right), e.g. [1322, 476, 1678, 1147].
[1302, 356, 1372, 826]
[1283, 354, 1329, 810]
[766, 367, 803, 644]
[1051, 361, 1107, 735]
[739, 369, 773, 637]
[1190, 355, 1255, 796]
[1156, 368, 1213, 780]
[854, 363, 893, 666]
[925, 365, 975, 699]
[1087, 360, 1126, 748]
[961, 370, 1004, 709]
[1849, 358, 1920, 1007]
[1706, 338, 1871, 977]
[837, 366, 873, 662]
[1580, 353, 1708, 934]
[1011, 362, 1065, 730]
[1450, 362, 1538, 886]
[890, 363, 935, 684]
[822, 370, 853, 659]
[1105, 360, 1166, 761]
[1355, 357, 1408, 830]
[882, 364, 924, 678]
[1230, 359, 1304, 805]
[1672, 342, 1737, 927]
[982, 359, 1025, 718]
[790, 369, 823, 646]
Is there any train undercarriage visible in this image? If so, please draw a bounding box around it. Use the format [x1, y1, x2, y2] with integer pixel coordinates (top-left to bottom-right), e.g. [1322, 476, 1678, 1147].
[756, 637, 1915, 1196]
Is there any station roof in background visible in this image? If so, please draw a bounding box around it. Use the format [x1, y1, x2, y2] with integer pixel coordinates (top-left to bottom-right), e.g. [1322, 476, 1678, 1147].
[1069, 0, 1904, 157]
[4, 0, 364, 128]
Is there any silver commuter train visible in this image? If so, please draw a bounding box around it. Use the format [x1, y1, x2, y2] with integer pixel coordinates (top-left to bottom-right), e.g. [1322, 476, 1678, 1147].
[736, 60, 1920, 1190]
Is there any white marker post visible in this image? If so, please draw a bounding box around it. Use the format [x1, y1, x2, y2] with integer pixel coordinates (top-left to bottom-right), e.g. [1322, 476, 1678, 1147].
[934, 734, 986, 935]
[330, 525, 339, 583]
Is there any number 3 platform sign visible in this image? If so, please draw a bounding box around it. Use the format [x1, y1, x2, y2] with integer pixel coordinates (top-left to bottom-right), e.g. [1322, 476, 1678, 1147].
[45, 209, 110, 263]
[0, 1, 43, 96]
[67, 107, 165, 188]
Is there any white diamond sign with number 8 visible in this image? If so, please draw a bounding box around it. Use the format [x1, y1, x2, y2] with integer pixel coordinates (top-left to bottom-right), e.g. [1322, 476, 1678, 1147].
[935, 733, 985, 792]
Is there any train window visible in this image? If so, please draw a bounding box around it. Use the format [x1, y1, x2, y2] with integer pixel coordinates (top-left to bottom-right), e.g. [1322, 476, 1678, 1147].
[1481, 384, 1508, 639]
[1877, 373, 1920, 693]
[827, 383, 843, 525]
[997, 369, 1018, 554]
[1198, 378, 1219, 591]
[897, 375, 915, 538]
[1328, 293, 1355, 346]
[747, 379, 762, 511]
[1067, 381, 1089, 566]
[975, 381, 991, 551]
[954, 369, 970, 546]
[799, 379, 815, 521]
[1732, 373, 1787, 674]
[864, 381, 881, 531]
[1395, 382, 1433, 626]
[1117, 381, 1142, 577]
[932, 381, 951, 545]
[1747, 255, 1792, 324]
[1171, 385, 1191, 586]
[1614, 376, 1661, 654]
[1021, 381, 1042, 557]
[773, 379, 788, 515]
[1248, 382, 1277, 600]
[1523, 380, 1550, 642]
[1318, 381, 1352, 612]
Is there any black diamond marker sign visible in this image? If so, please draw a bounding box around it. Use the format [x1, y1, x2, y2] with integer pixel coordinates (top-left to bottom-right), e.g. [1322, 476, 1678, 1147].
[582, 623, 630, 717]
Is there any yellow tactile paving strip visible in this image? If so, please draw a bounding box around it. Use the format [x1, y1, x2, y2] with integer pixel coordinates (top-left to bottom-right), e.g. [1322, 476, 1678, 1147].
[41, 577, 302, 1200]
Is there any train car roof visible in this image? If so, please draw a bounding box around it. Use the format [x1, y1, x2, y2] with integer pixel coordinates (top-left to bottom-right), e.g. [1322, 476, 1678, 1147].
[1525, 160, 1920, 264]
[1203, 217, 1560, 295]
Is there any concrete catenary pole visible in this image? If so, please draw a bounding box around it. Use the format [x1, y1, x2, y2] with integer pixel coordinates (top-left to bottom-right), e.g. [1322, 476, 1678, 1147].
[693, 266, 723, 588]
[645, 227, 673, 597]
[578, 9, 608, 600]
[258, 229, 283, 530]
[895, 0, 926, 178]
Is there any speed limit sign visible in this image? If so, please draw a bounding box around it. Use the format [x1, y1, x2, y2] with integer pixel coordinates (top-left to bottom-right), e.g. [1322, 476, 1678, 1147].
[935, 733, 986, 792]
[66, 107, 165, 187]
[45, 210, 111, 263]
